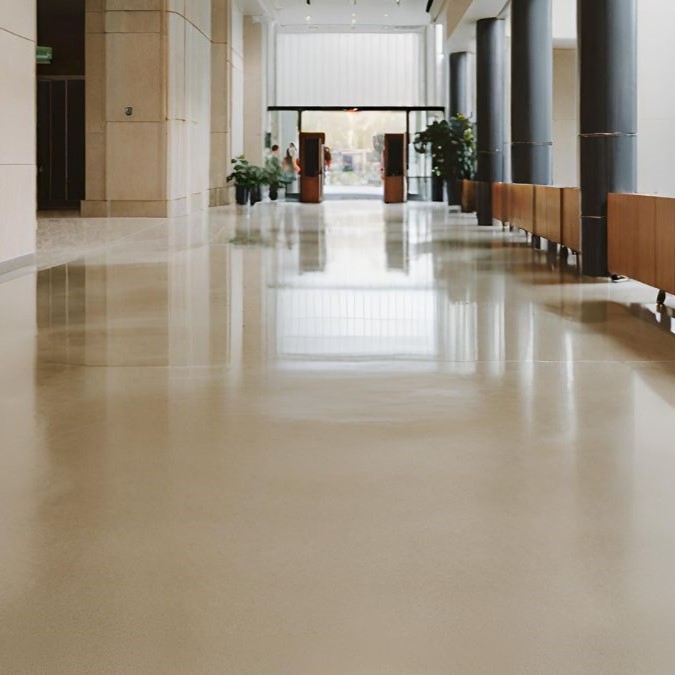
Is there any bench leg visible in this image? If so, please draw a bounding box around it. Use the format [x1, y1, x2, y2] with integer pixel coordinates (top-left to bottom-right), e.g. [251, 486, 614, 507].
[657, 289, 667, 305]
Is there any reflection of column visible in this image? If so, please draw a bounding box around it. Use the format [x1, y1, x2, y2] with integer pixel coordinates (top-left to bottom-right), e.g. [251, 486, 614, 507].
[241, 248, 267, 368]
[384, 221, 409, 273]
[579, 0, 637, 276]
[300, 221, 327, 273]
[449, 52, 471, 118]
[476, 19, 505, 226]
[511, 0, 553, 185]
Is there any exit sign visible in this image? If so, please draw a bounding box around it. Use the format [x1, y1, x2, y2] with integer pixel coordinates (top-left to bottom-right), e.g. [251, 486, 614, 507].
[36, 46, 52, 64]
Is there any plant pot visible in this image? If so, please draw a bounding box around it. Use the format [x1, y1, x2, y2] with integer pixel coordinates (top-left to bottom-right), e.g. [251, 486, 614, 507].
[431, 175, 444, 202]
[269, 184, 278, 201]
[447, 177, 461, 207]
[235, 185, 249, 206]
[250, 185, 262, 206]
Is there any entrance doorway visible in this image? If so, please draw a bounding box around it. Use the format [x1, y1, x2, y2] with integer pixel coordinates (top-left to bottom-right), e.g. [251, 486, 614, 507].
[269, 106, 445, 201]
[36, 0, 85, 212]
[302, 110, 406, 199]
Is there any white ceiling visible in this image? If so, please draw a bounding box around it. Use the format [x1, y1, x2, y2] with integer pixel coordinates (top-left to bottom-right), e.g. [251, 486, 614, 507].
[272, 0, 432, 30]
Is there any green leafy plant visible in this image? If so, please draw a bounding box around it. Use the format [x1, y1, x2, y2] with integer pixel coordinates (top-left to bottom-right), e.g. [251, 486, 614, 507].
[227, 156, 258, 188]
[414, 115, 477, 183]
[262, 156, 293, 189]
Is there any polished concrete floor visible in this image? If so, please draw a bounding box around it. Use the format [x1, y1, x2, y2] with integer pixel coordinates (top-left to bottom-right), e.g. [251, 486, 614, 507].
[2, 201, 675, 673]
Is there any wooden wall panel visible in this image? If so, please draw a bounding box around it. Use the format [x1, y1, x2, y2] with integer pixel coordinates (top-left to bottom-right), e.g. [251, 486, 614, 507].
[608, 193, 638, 279]
[636, 196, 657, 288]
[511, 183, 534, 233]
[534, 186, 547, 237]
[655, 198, 675, 295]
[534, 186, 563, 243]
[492, 182, 510, 223]
[561, 188, 581, 252]
[546, 187, 562, 243]
[492, 183, 501, 222]
[461, 180, 477, 213]
[509, 184, 519, 227]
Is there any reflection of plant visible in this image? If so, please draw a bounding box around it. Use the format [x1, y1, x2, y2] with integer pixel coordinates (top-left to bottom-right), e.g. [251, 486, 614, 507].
[262, 156, 293, 189]
[414, 115, 477, 181]
[227, 156, 258, 188]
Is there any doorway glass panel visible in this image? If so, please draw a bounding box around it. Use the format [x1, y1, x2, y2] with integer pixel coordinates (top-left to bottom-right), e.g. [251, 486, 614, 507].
[301, 110, 406, 198]
[268, 108, 445, 200]
[270, 109, 301, 195]
[407, 109, 443, 201]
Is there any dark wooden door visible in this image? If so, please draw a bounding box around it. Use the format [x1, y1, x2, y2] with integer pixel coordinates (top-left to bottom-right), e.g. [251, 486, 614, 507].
[37, 78, 85, 210]
[300, 132, 325, 204]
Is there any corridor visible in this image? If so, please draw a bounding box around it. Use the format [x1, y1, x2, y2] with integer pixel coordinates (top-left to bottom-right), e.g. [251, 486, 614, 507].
[1, 202, 675, 673]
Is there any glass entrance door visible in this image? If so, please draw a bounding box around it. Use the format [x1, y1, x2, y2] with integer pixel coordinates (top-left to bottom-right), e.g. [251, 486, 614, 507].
[301, 110, 407, 199]
[407, 109, 444, 201]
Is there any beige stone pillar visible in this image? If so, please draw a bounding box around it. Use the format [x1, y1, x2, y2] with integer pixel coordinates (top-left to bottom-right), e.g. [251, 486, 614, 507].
[243, 16, 266, 165]
[83, 0, 212, 218]
[0, 1, 36, 269]
[210, 0, 231, 206]
[83, 0, 107, 217]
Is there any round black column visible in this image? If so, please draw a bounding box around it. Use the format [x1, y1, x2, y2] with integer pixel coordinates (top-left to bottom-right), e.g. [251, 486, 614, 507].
[476, 18, 505, 226]
[511, 0, 553, 185]
[579, 0, 637, 276]
[449, 52, 470, 118]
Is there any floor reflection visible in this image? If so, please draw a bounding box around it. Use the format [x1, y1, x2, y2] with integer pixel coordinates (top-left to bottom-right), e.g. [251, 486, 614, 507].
[2, 201, 675, 673]
[28, 201, 675, 372]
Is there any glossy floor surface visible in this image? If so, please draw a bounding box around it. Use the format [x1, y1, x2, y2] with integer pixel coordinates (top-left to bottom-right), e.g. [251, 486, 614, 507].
[2, 202, 675, 673]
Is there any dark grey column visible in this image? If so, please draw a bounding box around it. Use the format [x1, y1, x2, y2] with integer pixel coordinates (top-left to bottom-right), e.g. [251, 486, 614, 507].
[476, 18, 505, 226]
[511, 0, 553, 185]
[449, 52, 470, 118]
[579, 0, 637, 276]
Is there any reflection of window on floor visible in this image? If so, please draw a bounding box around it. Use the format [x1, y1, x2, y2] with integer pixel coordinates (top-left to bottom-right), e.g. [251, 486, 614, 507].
[275, 288, 437, 358]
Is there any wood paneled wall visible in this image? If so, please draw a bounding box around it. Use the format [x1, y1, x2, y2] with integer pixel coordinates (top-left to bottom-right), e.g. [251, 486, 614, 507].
[509, 183, 535, 232]
[490, 183, 581, 253]
[461, 180, 477, 213]
[492, 182, 510, 222]
[608, 193, 675, 295]
[561, 188, 581, 252]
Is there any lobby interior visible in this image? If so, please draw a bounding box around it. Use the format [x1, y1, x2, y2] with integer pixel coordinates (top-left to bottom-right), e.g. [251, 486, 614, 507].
[2, 1, 675, 673]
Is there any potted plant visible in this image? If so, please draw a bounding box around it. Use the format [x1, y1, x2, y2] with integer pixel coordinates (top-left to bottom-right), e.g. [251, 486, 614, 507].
[262, 156, 293, 201]
[249, 165, 264, 206]
[414, 115, 477, 207]
[227, 156, 256, 205]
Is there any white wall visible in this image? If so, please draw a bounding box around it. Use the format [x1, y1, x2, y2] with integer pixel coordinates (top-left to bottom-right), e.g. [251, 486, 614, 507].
[277, 32, 423, 107]
[638, 0, 675, 196]
[552, 48, 578, 186]
[552, 0, 576, 44]
[0, 2, 36, 267]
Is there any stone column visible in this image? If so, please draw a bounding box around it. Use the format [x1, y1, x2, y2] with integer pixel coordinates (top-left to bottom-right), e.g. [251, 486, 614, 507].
[511, 0, 553, 185]
[579, 0, 637, 276]
[449, 52, 470, 118]
[476, 18, 505, 226]
[211, 0, 231, 206]
[243, 16, 266, 165]
[82, 1, 212, 218]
